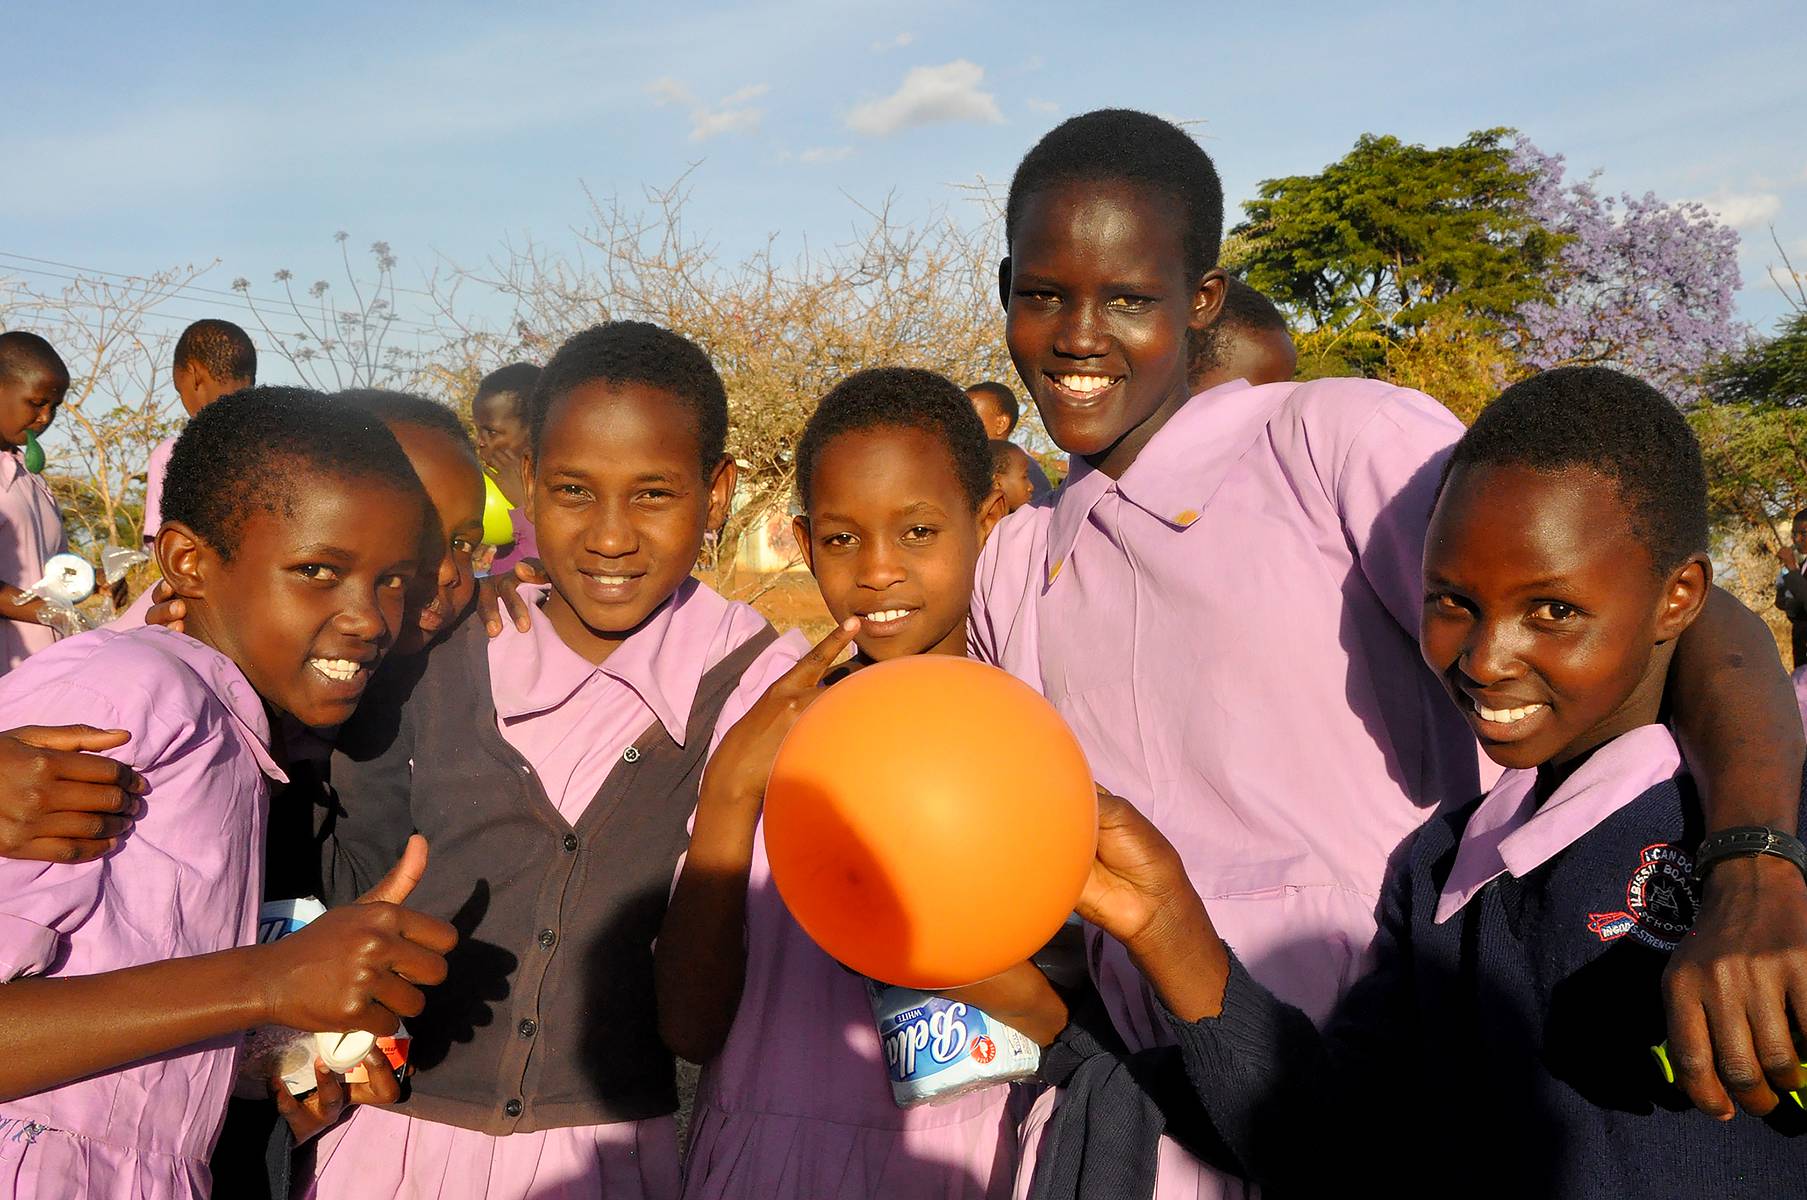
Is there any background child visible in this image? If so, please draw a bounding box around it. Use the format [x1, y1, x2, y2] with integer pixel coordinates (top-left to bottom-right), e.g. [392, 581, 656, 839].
[1184, 277, 1295, 394]
[1775, 507, 1807, 670]
[338, 389, 486, 655]
[989, 439, 1038, 514]
[969, 109, 1807, 1197]
[471, 362, 542, 577]
[994, 367, 1806, 1194]
[305, 322, 807, 1200]
[966, 381, 1053, 504]
[0, 331, 70, 675]
[0, 387, 455, 1199]
[662, 367, 1014, 1199]
[141, 319, 256, 545]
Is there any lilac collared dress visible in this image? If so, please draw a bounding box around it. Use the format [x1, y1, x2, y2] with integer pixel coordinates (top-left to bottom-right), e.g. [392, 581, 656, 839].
[0, 446, 66, 674]
[0, 626, 282, 1199]
[680, 834, 1022, 1199]
[969, 377, 1487, 1198]
[304, 578, 807, 1200]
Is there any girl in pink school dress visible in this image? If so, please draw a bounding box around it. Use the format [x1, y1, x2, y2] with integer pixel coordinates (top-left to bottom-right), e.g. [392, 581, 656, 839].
[304, 323, 808, 1200]
[660, 368, 1022, 1200]
[964, 110, 1807, 1199]
[0, 389, 454, 1200]
[0, 333, 70, 676]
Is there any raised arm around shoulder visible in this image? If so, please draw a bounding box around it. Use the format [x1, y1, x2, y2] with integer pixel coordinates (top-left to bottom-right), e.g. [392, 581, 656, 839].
[1326, 386, 1462, 638]
[1662, 584, 1807, 1119]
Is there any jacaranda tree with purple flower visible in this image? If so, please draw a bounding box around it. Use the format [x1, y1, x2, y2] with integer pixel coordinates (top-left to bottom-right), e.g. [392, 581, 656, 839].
[1511, 138, 1745, 402]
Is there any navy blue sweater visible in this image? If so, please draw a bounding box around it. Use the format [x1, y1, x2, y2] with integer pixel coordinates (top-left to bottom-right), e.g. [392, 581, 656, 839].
[1171, 772, 1807, 1195]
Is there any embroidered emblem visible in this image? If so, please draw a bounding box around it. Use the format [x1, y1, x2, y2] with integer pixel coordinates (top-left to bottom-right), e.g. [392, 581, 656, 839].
[1174, 509, 1199, 527]
[1588, 843, 1698, 950]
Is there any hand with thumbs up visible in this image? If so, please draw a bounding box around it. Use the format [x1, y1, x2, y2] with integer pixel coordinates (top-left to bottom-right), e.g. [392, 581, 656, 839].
[258, 836, 457, 1036]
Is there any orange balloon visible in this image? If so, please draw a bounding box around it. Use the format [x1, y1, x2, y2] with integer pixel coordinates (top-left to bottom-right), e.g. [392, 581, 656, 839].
[765, 655, 1097, 989]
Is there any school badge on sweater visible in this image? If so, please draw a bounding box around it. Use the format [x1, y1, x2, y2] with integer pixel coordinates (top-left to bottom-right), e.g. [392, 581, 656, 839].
[1586, 843, 1698, 950]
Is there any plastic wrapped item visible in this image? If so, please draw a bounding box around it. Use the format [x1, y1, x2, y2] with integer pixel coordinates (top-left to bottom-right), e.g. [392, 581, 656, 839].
[867, 981, 1041, 1108]
[10, 552, 99, 637]
[100, 545, 148, 587]
[236, 898, 409, 1098]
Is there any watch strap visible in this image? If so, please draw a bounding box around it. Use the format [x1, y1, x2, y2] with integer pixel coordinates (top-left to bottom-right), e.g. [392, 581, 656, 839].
[1693, 826, 1807, 883]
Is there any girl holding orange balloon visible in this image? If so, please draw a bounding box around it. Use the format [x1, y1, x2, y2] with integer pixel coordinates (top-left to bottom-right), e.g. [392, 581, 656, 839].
[661, 368, 1039, 1200]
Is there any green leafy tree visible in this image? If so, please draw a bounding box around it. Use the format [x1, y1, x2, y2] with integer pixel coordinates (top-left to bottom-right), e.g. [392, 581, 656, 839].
[1703, 311, 1807, 411]
[1227, 128, 1559, 375]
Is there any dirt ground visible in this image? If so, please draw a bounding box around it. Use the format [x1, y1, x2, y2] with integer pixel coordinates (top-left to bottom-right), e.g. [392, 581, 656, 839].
[715, 567, 836, 639]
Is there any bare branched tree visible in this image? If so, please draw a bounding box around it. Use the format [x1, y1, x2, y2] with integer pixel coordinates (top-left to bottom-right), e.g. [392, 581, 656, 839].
[1, 263, 214, 549]
[234, 233, 443, 393]
[429, 178, 1015, 591]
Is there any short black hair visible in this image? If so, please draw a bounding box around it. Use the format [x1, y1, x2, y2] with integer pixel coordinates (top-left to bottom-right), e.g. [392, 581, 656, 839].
[1006, 109, 1224, 280]
[0, 331, 70, 386]
[1442, 367, 1708, 573]
[338, 388, 475, 454]
[173, 319, 256, 385]
[529, 322, 727, 472]
[1793, 508, 1807, 527]
[162, 386, 424, 560]
[1189, 277, 1291, 378]
[797, 368, 994, 512]
[989, 438, 1032, 477]
[473, 363, 541, 419]
[965, 381, 1020, 432]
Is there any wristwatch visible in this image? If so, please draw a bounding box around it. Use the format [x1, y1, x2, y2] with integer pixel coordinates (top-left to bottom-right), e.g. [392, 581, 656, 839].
[1694, 826, 1807, 884]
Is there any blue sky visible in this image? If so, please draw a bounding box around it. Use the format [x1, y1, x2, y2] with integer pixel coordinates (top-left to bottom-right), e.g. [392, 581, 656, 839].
[4, 0, 1805, 372]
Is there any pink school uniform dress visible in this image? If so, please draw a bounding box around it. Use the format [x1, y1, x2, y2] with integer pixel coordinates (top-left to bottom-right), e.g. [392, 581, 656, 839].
[969, 377, 1485, 1198]
[0, 626, 281, 1199]
[1793, 666, 1807, 735]
[141, 435, 176, 545]
[488, 514, 539, 580]
[681, 833, 1021, 1198]
[305, 579, 804, 1200]
[0, 445, 67, 674]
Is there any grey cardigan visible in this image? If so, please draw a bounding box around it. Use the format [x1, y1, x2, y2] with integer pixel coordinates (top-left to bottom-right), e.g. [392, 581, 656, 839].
[321, 615, 778, 1134]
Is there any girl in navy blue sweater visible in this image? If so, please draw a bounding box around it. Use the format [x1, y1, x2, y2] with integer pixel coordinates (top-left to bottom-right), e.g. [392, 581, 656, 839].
[976, 367, 1806, 1197]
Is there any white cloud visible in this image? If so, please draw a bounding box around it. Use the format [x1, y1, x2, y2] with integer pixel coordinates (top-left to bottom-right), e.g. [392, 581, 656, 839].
[870, 32, 915, 52]
[845, 60, 1005, 137]
[720, 83, 770, 107]
[646, 76, 694, 108]
[1695, 190, 1783, 230]
[646, 77, 767, 142]
[799, 145, 854, 163]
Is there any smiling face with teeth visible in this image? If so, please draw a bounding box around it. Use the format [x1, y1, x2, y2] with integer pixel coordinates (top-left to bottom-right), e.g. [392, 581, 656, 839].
[525, 380, 735, 665]
[796, 426, 1005, 664]
[1421, 462, 1709, 773]
[1001, 180, 1224, 481]
[157, 475, 427, 730]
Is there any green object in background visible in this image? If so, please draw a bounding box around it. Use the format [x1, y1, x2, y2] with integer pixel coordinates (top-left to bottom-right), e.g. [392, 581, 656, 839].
[22, 429, 44, 474]
[1651, 1042, 1805, 1109]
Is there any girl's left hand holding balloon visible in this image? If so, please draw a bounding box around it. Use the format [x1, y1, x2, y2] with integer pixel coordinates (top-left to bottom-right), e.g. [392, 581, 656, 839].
[1080, 788, 1230, 1023]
